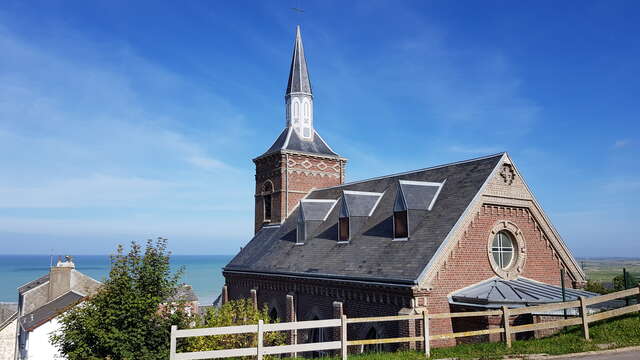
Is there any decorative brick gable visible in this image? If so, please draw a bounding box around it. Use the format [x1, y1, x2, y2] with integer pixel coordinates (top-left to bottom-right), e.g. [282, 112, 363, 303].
[425, 204, 576, 346]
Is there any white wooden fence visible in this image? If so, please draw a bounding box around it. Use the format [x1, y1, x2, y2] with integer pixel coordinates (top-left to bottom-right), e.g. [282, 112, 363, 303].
[170, 286, 640, 360]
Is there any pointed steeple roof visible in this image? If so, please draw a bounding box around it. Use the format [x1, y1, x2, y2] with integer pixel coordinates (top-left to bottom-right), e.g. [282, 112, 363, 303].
[286, 25, 312, 96]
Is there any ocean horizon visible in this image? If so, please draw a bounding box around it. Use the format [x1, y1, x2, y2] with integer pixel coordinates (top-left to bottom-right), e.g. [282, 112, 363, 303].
[0, 254, 233, 304]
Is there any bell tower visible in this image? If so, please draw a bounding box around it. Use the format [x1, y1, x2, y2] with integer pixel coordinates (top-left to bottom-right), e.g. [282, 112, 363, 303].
[253, 26, 346, 233]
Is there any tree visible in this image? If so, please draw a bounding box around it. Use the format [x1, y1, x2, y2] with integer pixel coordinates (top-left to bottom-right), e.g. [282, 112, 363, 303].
[584, 280, 609, 294]
[613, 272, 638, 292]
[184, 299, 286, 353]
[51, 238, 190, 360]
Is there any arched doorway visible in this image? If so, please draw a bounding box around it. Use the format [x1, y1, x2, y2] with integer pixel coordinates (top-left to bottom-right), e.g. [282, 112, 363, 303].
[361, 326, 382, 353]
[269, 307, 279, 323]
[309, 316, 328, 358]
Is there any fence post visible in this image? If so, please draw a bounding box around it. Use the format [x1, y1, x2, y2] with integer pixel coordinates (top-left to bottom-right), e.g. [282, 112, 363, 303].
[502, 306, 511, 348]
[624, 269, 630, 306]
[637, 284, 640, 320]
[579, 296, 590, 341]
[251, 289, 258, 310]
[286, 294, 297, 358]
[257, 319, 264, 360]
[422, 310, 430, 358]
[170, 325, 177, 360]
[341, 314, 348, 360]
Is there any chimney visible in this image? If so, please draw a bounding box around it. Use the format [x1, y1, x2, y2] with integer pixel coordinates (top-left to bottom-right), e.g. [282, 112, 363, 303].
[49, 256, 75, 300]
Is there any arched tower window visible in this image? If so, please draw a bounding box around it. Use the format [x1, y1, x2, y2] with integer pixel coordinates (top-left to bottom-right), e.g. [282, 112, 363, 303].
[286, 101, 291, 125]
[263, 181, 273, 222]
[303, 100, 310, 124]
[300, 98, 311, 139]
[293, 100, 300, 125]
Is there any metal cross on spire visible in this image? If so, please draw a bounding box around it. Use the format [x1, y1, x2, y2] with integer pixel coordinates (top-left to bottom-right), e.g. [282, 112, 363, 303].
[290, 0, 304, 20]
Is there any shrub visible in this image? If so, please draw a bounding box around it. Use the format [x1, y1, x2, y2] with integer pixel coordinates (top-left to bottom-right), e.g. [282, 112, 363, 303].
[183, 298, 286, 353]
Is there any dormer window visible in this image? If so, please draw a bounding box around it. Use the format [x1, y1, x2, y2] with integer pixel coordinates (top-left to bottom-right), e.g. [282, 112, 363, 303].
[297, 216, 306, 244]
[263, 181, 273, 222]
[338, 216, 349, 242]
[393, 179, 445, 240]
[297, 199, 338, 245]
[393, 210, 408, 239]
[338, 191, 383, 243]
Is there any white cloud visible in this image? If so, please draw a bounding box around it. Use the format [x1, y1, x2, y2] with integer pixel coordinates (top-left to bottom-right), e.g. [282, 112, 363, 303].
[0, 174, 176, 208]
[0, 20, 254, 252]
[0, 215, 251, 241]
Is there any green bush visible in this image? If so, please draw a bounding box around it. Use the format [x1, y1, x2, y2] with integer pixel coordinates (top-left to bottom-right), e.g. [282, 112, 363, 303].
[183, 298, 286, 353]
[584, 279, 610, 294]
[613, 273, 637, 291]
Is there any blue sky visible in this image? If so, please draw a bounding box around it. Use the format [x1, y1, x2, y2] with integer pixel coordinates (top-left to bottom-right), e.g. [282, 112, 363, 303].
[0, 1, 638, 256]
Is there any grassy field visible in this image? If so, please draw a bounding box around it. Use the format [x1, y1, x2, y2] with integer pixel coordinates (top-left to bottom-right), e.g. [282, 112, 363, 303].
[579, 258, 640, 284]
[302, 313, 640, 360]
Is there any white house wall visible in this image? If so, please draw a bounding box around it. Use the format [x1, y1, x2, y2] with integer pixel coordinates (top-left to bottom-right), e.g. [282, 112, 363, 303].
[0, 318, 17, 360]
[25, 318, 63, 360]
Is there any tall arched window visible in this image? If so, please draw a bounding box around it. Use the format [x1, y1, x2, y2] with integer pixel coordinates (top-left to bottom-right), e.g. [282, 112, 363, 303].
[269, 307, 278, 322]
[310, 316, 328, 357]
[293, 100, 300, 124]
[286, 101, 291, 124]
[263, 181, 273, 222]
[303, 100, 310, 124]
[362, 327, 382, 353]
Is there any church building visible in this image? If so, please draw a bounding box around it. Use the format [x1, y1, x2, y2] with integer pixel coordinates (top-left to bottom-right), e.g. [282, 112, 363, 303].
[223, 26, 590, 348]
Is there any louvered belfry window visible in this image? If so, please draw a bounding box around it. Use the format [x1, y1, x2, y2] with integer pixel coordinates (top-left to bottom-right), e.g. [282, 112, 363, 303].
[263, 182, 273, 222]
[339, 217, 349, 242]
[393, 210, 408, 239]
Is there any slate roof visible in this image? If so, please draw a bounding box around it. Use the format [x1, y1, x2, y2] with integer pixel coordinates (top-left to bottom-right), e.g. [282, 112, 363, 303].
[0, 311, 17, 332]
[169, 284, 199, 302]
[286, 25, 312, 96]
[450, 277, 597, 308]
[0, 303, 17, 324]
[396, 181, 443, 211]
[258, 127, 339, 159]
[300, 200, 337, 221]
[18, 274, 49, 294]
[341, 191, 383, 217]
[226, 154, 504, 284]
[20, 291, 85, 331]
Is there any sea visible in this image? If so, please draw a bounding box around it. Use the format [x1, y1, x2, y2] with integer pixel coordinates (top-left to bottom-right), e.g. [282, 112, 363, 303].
[0, 255, 233, 305]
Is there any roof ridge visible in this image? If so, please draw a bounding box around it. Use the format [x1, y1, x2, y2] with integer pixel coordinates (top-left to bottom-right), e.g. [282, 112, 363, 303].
[17, 273, 49, 293]
[0, 312, 17, 331]
[318, 152, 506, 191]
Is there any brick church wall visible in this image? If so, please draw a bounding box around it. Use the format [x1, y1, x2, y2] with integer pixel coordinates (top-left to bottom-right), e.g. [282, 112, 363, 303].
[425, 204, 576, 346]
[224, 272, 412, 348]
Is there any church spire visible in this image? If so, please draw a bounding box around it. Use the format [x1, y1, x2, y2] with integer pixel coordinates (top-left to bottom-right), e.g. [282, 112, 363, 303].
[285, 26, 314, 140]
[286, 25, 312, 97]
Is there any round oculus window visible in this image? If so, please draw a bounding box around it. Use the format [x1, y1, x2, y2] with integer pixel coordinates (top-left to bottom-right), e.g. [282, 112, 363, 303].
[491, 231, 516, 270]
